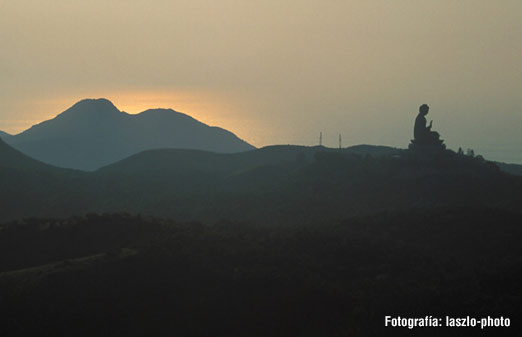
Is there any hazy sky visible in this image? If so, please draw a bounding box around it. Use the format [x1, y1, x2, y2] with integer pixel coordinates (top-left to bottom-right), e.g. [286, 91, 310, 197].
[1, 0, 521, 162]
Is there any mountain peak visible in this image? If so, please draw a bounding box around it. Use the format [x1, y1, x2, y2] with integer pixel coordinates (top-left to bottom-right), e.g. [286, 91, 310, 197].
[73, 98, 117, 109]
[74, 98, 114, 106]
[58, 98, 122, 119]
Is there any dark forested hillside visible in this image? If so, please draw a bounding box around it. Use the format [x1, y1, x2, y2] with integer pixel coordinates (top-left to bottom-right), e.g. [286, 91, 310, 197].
[90, 148, 522, 225]
[0, 138, 91, 220]
[1, 208, 520, 337]
[1, 140, 522, 224]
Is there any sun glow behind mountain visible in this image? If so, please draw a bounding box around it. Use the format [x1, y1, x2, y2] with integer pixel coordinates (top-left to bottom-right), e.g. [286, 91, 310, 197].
[5, 89, 264, 147]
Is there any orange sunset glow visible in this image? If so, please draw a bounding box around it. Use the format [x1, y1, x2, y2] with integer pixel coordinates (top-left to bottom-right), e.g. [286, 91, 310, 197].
[1, 1, 522, 162]
[6, 89, 268, 147]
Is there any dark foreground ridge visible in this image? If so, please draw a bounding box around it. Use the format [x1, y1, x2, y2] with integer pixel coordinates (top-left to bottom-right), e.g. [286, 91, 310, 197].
[0, 208, 520, 337]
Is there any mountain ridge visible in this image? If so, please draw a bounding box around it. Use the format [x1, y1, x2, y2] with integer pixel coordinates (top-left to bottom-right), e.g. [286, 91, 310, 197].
[5, 98, 255, 170]
[97, 144, 402, 174]
[0, 131, 11, 140]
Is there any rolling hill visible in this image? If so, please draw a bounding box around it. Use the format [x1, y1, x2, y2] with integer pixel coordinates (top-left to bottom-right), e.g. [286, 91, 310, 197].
[0, 136, 57, 171]
[0, 138, 90, 220]
[91, 147, 522, 225]
[4, 98, 255, 170]
[98, 144, 401, 174]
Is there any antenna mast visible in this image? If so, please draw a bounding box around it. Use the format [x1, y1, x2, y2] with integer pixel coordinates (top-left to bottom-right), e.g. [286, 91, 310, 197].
[339, 134, 342, 149]
[319, 132, 322, 146]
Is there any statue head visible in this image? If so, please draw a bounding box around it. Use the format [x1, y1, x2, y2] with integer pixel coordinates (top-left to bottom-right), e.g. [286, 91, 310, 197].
[419, 104, 429, 115]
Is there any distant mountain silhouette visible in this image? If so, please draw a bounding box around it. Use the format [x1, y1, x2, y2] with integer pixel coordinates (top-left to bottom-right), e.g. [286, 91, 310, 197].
[4, 98, 255, 170]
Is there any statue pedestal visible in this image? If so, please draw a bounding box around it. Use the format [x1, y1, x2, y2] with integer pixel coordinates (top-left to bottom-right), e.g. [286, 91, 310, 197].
[408, 139, 446, 153]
